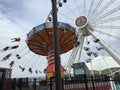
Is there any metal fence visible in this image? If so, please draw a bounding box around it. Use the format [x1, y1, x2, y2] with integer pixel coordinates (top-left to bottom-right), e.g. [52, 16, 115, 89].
[49, 75, 117, 90]
[0, 75, 120, 90]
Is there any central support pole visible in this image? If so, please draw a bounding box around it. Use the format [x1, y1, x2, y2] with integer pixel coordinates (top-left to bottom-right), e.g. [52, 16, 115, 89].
[51, 0, 62, 90]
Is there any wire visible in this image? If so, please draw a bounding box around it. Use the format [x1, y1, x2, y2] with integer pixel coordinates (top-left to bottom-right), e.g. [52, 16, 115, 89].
[20, 54, 36, 68]
[92, 5, 120, 23]
[63, 2, 77, 19]
[95, 25, 120, 30]
[88, 0, 95, 18]
[94, 16, 120, 25]
[95, 29, 120, 40]
[91, 0, 116, 22]
[90, 0, 103, 19]
[74, 0, 81, 15]
[58, 11, 74, 22]
[84, 0, 86, 15]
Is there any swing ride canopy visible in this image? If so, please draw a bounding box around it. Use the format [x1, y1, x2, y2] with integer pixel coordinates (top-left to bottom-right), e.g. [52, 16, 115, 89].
[26, 22, 78, 56]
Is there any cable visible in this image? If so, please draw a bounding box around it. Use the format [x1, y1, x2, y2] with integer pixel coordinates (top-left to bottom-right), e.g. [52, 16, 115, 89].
[91, 0, 116, 22]
[95, 29, 120, 40]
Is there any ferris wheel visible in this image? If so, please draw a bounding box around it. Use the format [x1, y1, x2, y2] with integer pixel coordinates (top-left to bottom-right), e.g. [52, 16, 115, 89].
[44, 0, 120, 75]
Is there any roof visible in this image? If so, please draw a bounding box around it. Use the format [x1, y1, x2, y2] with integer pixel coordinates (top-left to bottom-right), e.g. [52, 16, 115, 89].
[86, 55, 120, 75]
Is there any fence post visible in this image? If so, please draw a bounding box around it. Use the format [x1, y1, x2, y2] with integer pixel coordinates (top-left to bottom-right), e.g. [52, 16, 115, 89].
[26, 78, 29, 88]
[62, 78, 64, 90]
[50, 77, 53, 90]
[84, 74, 88, 90]
[12, 78, 16, 90]
[34, 78, 36, 90]
[19, 78, 22, 90]
[91, 76, 95, 90]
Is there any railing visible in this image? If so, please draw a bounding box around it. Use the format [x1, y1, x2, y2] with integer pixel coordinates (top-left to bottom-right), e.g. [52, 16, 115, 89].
[49, 75, 112, 90]
[0, 75, 120, 90]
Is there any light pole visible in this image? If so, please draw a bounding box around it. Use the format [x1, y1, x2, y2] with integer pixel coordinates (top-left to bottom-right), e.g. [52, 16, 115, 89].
[51, 0, 62, 90]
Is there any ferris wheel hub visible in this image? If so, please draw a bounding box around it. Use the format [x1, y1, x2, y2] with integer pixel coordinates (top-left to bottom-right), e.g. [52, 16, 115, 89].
[75, 16, 88, 28]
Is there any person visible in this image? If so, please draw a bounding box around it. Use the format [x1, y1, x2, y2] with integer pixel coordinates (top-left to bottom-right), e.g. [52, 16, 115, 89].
[11, 37, 20, 42]
[10, 45, 19, 49]
[16, 54, 21, 59]
[87, 41, 90, 44]
[0, 46, 9, 52]
[75, 41, 80, 47]
[93, 52, 98, 57]
[1, 53, 12, 61]
[94, 39, 100, 43]
[35, 70, 38, 74]
[28, 68, 32, 73]
[86, 58, 92, 63]
[19, 66, 25, 72]
[87, 52, 92, 56]
[84, 47, 89, 51]
[96, 47, 104, 50]
[9, 61, 14, 68]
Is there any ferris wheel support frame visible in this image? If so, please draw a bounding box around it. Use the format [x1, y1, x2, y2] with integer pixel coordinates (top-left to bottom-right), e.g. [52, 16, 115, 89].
[65, 31, 84, 74]
[65, 13, 120, 74]
[88, 30, 120, 65]
[77, 34, 84, 63]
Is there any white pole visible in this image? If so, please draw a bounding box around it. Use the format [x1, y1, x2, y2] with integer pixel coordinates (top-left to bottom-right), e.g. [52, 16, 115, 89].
[77, 33, 85, 63]
[90, 61, 94, 75]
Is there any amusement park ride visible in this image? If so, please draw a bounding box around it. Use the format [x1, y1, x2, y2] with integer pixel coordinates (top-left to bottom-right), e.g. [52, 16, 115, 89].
[26, 22, 77, 81]
[0, 0, 120, 81]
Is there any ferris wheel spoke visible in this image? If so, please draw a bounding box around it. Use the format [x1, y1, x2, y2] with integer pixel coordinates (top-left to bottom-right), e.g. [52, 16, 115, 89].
[30, 57, 40, 69]
[58, 11, 75, 22]
[90, 0, 104, 20]
[84, 0, 86, 15]
[34, 61, 44, 74]
[32, 59, 40, 69]
[91, 0, 116, 22]
[64, 3, 77, 19]
[65, 47, 78, 74]
[21, 55, 35, 67]
[36, 57, 44, 70]
[20, 51, 30, 58]
[95, 30, 120, 40]
[17, 54, 34, 66]
[94, 0, 116, 20]
[76, 34, 85, 63]
[15, 46, 26, 52]
[88, 0, 95, 18]
[95, 25, 120, 30]
[63, 53, 70, 68]
[74, 0, 81, 15]
[92, 5, 120, 23]
[94, 16, 120, 25]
